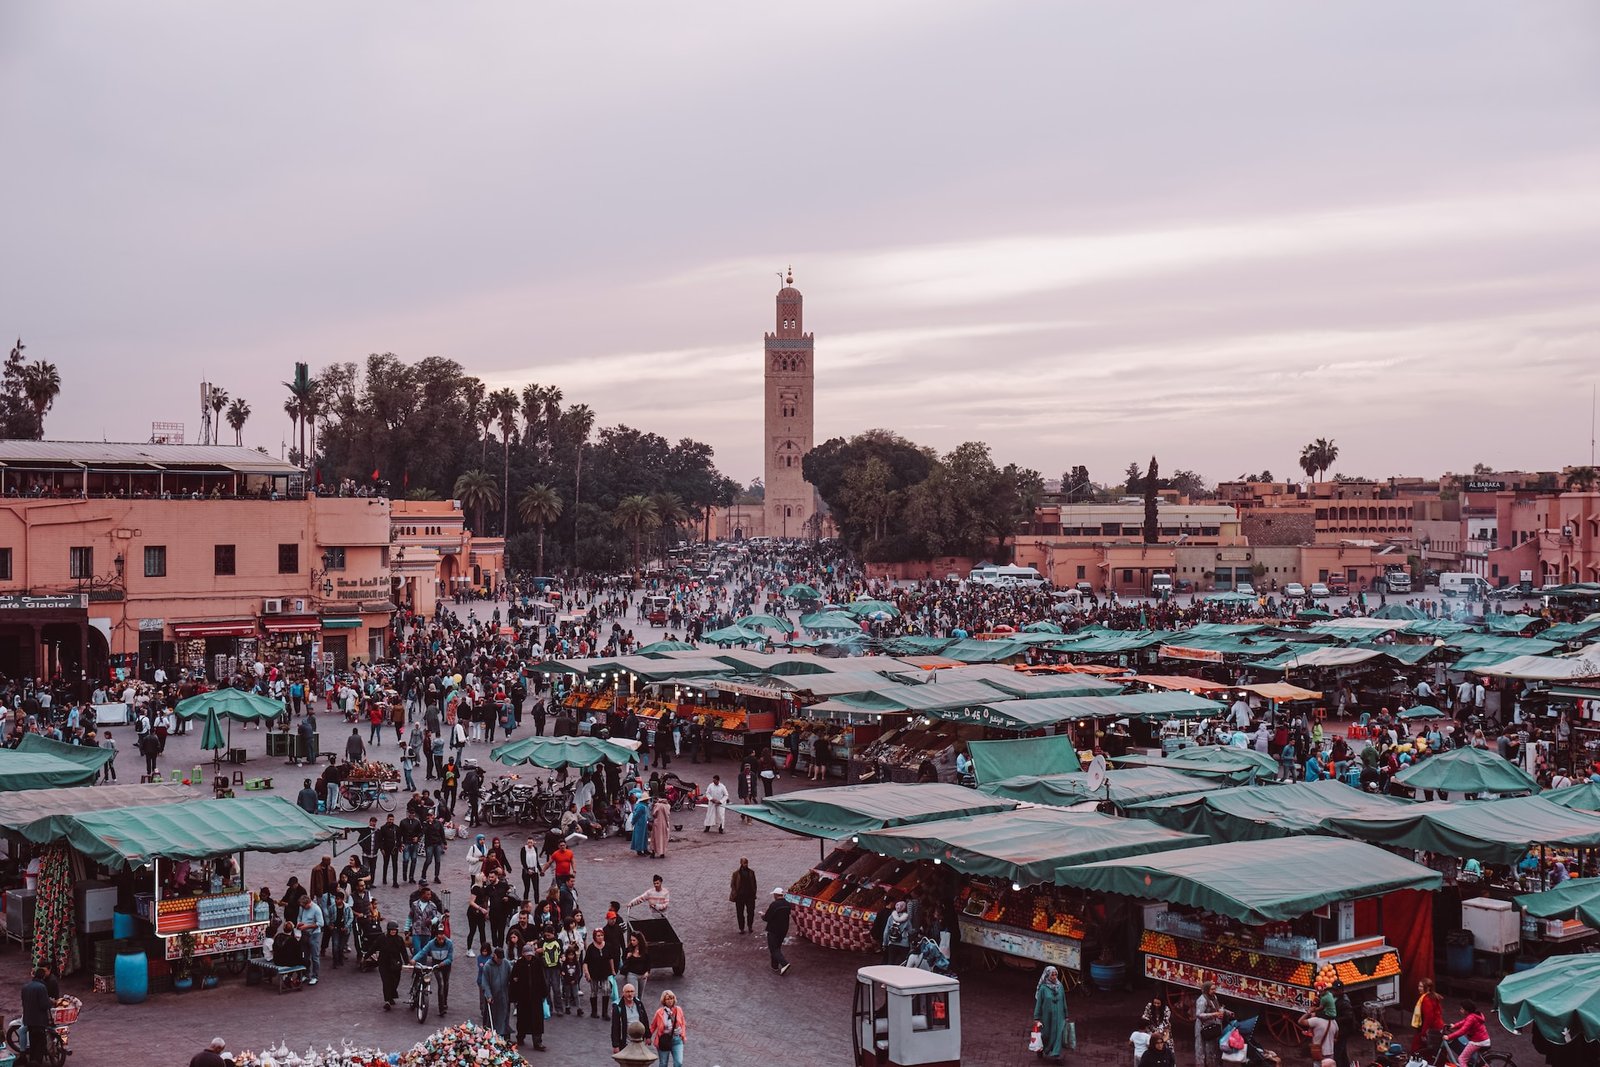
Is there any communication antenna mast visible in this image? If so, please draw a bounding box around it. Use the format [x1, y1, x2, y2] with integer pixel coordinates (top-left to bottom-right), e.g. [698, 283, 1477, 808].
[199, 382, 213, 445]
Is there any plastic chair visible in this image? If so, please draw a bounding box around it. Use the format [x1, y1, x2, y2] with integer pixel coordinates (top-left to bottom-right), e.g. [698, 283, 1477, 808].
[168, 768, 181, 783]
[232, 770, 245, 785]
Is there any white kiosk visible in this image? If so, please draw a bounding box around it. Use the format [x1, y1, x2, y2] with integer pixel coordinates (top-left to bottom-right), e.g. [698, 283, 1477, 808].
[853, 965, 961, 1067]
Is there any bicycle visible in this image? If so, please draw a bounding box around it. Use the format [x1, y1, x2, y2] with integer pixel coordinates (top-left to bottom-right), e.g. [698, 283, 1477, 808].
[339, 780, 395, 812]
[5, 994, 78, 1067]
[407, 963, 437, 1024]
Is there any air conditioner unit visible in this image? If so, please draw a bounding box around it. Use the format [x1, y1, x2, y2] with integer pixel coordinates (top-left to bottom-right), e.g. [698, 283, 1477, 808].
[262, 598, 284, 615]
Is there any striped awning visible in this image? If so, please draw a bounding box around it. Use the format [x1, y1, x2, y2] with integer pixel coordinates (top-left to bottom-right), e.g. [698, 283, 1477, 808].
[321, 617, 361, 630]
[263, 617, 321, 634]
[170, 620, 257, 638]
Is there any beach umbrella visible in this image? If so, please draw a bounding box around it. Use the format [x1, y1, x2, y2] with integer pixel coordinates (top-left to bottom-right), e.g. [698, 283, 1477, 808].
[1496, 953, 1600, 1043]
[199, 708, 227, 766]
[781, 583, 820, 601]
[1398, 705, 1443, 721]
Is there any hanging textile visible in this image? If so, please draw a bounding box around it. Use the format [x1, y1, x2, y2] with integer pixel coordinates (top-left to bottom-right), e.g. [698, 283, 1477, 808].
[32, 842, 79, 975]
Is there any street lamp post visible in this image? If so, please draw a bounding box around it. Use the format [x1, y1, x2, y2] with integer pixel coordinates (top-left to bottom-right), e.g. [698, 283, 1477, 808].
[611, 1020, 656, 1066]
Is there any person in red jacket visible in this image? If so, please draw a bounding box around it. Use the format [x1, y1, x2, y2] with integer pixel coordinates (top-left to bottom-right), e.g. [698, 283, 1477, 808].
[1443, 1000, 1491, 1067]
[649, 989, 687, 1066]
[1411, 978, 1445, 1054]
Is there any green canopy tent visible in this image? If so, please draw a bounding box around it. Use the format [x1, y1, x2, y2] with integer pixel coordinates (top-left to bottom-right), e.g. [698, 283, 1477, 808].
[175, 688, 287, 758]
[964, 670, 1123, 700]
[7, 795, 348, 870]
[853, 808, 1205, 887]
[699, 624, 768, 645]
[1131, 779, 1414, 840]
[1293, 608, 1334, 620]
[1496, 954, 1600, 1045]
[0, 736, 113, 791]
[1483, 614, 1539, 634]
[845, 599, 901, 619]
[1392, 745, 1540, 795]
[198, 708, 227, 766]
[1398, 705, 1445, 721]
[1515, 879, 1600, 930]
[878, 636, 956, 656]
[780, 583, 820, 601]
[0, 782, 194, 830]
[1053, 837, 1442, 925]
[967, 734, 1081, 784]
[1540, 620, 1600, 643]
[633, 640, 698, 654]
[731, 783, 1017, 840]
[490, 735, 638, 770]
[1112, 746, 1280, 784]
[1322, 795, 1600, 865]
[939, 639, 1032, 664]
[1049, 631, 1173, 655]
[740, 613, 796, 633]
[1544, 782, 1600, 812]
[1373, 604, 1427, 621]
[799, 610, 865, 632]
[1021, 621, 1064, 634]
[981, 766, 1222, 810]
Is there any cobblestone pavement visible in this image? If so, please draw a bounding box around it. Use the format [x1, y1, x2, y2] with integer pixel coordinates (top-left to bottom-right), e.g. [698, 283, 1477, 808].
[0, 600, 1541, 1065]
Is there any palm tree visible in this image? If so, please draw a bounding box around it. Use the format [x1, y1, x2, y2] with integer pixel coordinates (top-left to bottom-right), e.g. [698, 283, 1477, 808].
[453, 470, 500, 535]
[225, 397, 251, 445]
[283, 372, 315, 462]
[477, 405, 495, 466]
[284, 396, 303, 465]
[613, 494, 660, 569]
[206, 386, 228, 445]
[490, 387, 519, 534]
[20, 360, 61, 438]
[517, 485, 564, 574]
[1298, 443, 1319, 484]
[1566, 466, 1599, 492]
[650, 491, 688, 557]
[1313, 437, 1339, 482]
[406, 487, 441, 501]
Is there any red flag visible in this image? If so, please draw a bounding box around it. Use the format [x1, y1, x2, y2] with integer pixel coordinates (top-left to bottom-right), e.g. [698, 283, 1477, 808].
[371, 468, 380, 481]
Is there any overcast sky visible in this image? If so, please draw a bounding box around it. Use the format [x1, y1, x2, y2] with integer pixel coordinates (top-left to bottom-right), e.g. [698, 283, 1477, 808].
[3, 3, 1598, 485]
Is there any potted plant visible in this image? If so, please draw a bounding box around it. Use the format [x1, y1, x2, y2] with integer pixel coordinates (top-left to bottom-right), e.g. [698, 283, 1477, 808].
[172, 933, 196, 992]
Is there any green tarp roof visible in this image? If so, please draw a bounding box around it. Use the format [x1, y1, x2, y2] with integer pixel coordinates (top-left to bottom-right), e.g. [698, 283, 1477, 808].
[1354, 642, 1438, 665]
[1495, 954, 1600, 1044]
[1324, 795, 1600, 865]
[1543, 782, 1600, 812]
[1448, 634, 1559, 655]
[968, 734, 1081, 784]
[1053, 837, 1442, 925]
[1541, 621, 1600, 642]
[0, 736, 112, 790]
[1245, 642, 1326, 670]
[9, 795, 348, 869]
[854, 808, 1205, 887]
[1305, 620, 1411, 641]
[1181, 623, 1267, 637]
[1404, 618, 1472, 636]
[632, 640, 699, 654]
[732, 783, 1017, 839]
[1157, 635, 1288, 657]
[699, 624, 767, 645]
[1113, 746, 1280, 784]
[1392, 745, 1540, 795]
[175, 688, 284, 722]
[1483, 614, 1539, 634]
[940, 691, 1222, 729]
[1050, 631, 1173, 654]
[878, 636, 956, 656]
[966, 670, 1123, 700]
[939, 639, 1032, 664]
[1132, 779, 1413, 841]
[0, 783, 193, 828]
[981, 766, 1222, 809]
[800, 610, 864, 631]
[491, 735, 638, 769]
[1515, 880, 1600, 930]
[1449, 649, 1523, 672]
[1373, 605, 1428, 621]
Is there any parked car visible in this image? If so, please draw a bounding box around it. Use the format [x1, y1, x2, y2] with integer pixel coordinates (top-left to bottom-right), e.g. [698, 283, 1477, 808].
[1309, 583, 1332, 598]
[1283, 582, 1307, 600]
[1326, 576, 1349, 596]
[1235, 582, 1256, 597]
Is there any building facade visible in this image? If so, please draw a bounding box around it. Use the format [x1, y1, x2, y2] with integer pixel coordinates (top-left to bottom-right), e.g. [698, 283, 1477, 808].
[390, 499, 505, 616]
[0, 442, 394, 682]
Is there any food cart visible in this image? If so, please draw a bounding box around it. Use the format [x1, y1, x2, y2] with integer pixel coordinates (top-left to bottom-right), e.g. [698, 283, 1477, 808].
[1054, 837, 1438, 1035]
[853, 966, 961, 1067]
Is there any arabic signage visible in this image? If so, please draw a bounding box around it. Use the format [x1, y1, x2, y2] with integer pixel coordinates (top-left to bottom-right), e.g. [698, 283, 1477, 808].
[333, 576, 388, 601]
[0, 593, 88, 612]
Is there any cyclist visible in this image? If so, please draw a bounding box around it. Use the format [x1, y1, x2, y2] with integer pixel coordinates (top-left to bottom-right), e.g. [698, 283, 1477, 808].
[412, 925, 455, 1015]
[19, 967, 52, 1066]
[1443, 1001, 1491, 1067]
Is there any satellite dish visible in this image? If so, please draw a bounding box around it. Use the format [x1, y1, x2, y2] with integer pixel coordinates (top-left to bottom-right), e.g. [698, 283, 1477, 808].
[1085, 755, 1108, 796]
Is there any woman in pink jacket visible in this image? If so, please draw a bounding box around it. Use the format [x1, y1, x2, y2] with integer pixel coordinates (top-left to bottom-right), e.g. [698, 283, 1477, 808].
[648, 989, 686, 1067]
[1443, 1000, 1491, 1067]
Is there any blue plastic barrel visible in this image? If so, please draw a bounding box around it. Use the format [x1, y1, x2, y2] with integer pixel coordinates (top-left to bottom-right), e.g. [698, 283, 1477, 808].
[114, 950, 149, 1004]
[1444, 942, 1474, 976]
[1089, 959, 1126, 990]
[113, 910, 136, 938]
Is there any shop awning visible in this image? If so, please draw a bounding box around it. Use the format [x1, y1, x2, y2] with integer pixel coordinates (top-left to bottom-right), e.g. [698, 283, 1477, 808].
[1133, 779, 1414, 840]
[1392, 745, 1539, 795]
[1448, 634, 1560, 655]
[1323, 795, 1600, 865]
[490, 735, 638, 770]
[263, 616, 321, 634]
[171, 620, 258, 638]
[1474, 654, 1600, 682]
[968, 734, 1081, 784]
[1049, 631, 1173, 655]
[1127, 675, 1232, 692]
[1237, 683, 1323, 702]
[981, 766, 1222, 809]
[320, 617, 361, 629]
[1112, 746, 1280, 784]
[0, 783, 194, 828]
[1515, 880, 1600, 929]
[1540, 621, 1600, 643]
[1483, 614, 1540, 634]
[731, 783, 1017, 840]
[1495, 954, 1600, 1045]
[7, 795, 348, 869]
[1266, 646, 1385, 669]
[1355, 642, 1438, 666]
[0, 737, 113, 790]
[1053, 837, 1442, 924]
[1543, 782, 1600, 812]
[853, 808, 1205, 887]
[174, 687, 285, 723]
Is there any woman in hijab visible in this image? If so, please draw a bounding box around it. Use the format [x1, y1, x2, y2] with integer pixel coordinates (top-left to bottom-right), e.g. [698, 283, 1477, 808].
[629, 793, 651, 857]
[467, 834, 489, 885]
[881, 900, 913, 965]
[1032, 965, 1068, 1063]
[648, 796, 671, 859]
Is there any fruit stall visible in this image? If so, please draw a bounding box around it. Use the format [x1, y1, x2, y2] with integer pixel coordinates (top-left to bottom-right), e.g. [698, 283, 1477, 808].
[785, 843, 924, 951]
[1053, 837, 1441, 1016]
[954, 881, 1087, 970]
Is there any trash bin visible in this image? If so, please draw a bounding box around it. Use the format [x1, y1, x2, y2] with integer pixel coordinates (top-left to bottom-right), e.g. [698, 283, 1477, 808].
[1444, 931, 1474, 977]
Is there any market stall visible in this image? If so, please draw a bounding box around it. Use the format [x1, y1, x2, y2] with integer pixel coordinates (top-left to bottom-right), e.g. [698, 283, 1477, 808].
[1055, 837, 1440, 1018]
[1391, 745, 1541, 797]
[980, 765, 1223, 811]
[1112, 746, 1281, 785]
[0, 735, 114, 791]
[490, 734, 638, 769]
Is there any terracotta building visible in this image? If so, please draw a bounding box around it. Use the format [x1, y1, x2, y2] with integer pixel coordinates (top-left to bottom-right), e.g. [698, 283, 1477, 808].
[390, 499, 505, 616]
[0, 441, 393, 682]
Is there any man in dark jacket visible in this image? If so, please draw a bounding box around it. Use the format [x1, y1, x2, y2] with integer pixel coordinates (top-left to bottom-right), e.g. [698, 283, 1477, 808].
[761, 887, 792, 974]
[729, 858, 757, 933]
[375, 814, 401, 887]
[509, 942, 548, 1050]
[295, 778, 320, 814]
[20, 967, 53, 1066]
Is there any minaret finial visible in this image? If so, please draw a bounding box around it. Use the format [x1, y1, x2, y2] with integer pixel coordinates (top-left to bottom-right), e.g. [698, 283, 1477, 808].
[785, 265, 794, 286]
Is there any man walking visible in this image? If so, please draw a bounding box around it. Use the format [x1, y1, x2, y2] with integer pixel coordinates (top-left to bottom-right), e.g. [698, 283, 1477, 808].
[399, 810, 422, 883]
[729, 858, 757, 933]
[359, 816, 379, 879]
[761, 887, 792, 975]
[376, 814, 400, 887]
[297, 891, 325, 985]
[421, 812, 446, 883]
[703, 773, 729, 834]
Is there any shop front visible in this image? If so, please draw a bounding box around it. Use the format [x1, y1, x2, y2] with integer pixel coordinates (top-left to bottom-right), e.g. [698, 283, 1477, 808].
[0, 593, 92, 682]
[169, 619, 259, 681]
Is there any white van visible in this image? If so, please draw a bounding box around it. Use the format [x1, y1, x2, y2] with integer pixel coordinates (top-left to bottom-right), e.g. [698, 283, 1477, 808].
[972, 565, 1047, 588]
[1150, 572, 1174, 596]
[1439, 572, 1489, 599]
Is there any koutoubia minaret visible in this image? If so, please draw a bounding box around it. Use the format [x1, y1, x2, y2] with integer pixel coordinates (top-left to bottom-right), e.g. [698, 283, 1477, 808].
[763, 267, 817, 538]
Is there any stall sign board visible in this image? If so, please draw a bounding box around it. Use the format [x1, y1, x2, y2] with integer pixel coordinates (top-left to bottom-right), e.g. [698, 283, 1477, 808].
[711, 729, 745, 746]
[164, 921, 269, 959]
[1144, 955, 1399, 1011]
[959, 918, 1082, 970]
[0, 594, 88, 611]
[1159, 645, 1226, 663]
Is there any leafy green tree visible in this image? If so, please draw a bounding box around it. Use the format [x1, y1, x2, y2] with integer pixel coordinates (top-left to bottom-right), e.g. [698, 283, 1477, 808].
[21, 359, 62, 439]
[1123, 461, 1143, 495]
[516, 484, 563, 574]
[1060, 465, 1093, 502]
[1565, 466, 1599, 492]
